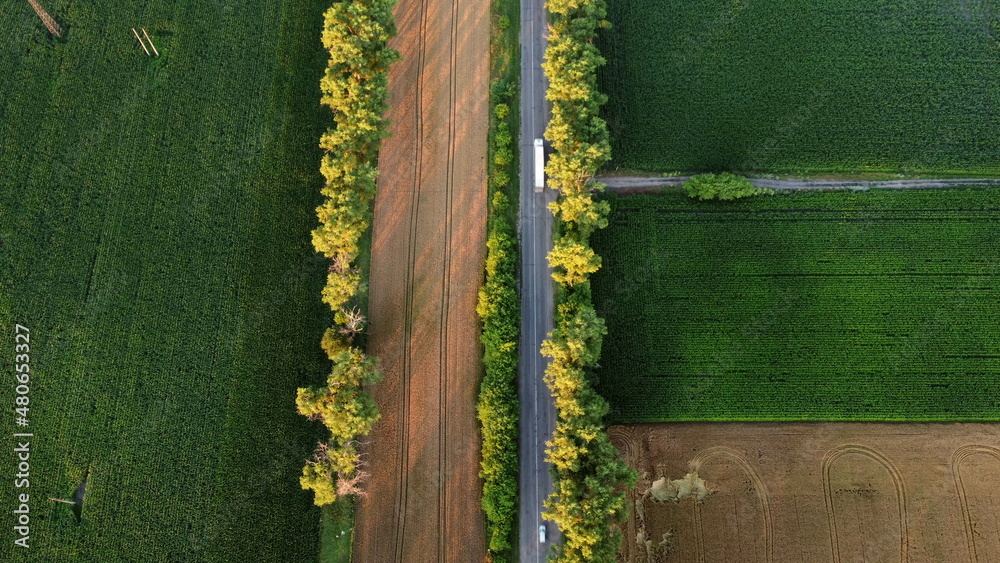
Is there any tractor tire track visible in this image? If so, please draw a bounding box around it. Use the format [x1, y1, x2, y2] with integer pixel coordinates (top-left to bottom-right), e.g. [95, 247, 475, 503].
[690, 446, 773, 563]
[436, 0, 460, 556]
[354, 0, 487, 558]
[823, 444, 909, 563]
[393, 0, 427, 554]
[951, 444, 1000, 563]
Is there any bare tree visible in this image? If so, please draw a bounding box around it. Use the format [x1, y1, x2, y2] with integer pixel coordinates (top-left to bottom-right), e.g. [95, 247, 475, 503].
[338, 307, 366, 339]
[336, 469, 370, 497]
[329, 255, 352, 274]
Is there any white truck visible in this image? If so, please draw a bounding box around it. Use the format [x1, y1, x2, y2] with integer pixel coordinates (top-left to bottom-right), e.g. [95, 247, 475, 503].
[533, 138, 545, 192]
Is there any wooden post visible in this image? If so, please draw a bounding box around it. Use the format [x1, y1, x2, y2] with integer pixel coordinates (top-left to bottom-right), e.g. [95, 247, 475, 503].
[49, 498, 75, 505]
[141, 28, 159, 57]
[132, 28, 151, 57]
[27, 0, 62, 37]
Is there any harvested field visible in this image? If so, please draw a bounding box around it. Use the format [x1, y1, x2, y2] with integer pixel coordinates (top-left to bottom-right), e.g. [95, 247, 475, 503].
[611, 423, 1000, 562]
[351, 0, 489, 559]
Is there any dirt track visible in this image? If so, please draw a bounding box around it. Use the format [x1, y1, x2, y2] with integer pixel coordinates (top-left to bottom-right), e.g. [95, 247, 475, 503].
[352, 0, 488, 560]
[598, 175, 1000, 192]
[611, 423, 1000, 563]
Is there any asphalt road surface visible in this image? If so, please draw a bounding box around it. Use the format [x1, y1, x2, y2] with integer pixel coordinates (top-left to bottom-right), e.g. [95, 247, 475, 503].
[518, 0, 559, 560]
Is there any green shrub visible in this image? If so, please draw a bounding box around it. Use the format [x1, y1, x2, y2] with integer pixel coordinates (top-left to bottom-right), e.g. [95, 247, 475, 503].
[494, 126, 512, 149]
[494, 147, 513, 167]
[477, 192, 520, 555]
[491, 169, 510, 189]
[682, 172, 772, 201]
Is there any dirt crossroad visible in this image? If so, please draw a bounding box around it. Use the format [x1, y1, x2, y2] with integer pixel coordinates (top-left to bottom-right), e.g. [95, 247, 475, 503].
[352, 0, 488, 560]
[599, 175, 1000, 192]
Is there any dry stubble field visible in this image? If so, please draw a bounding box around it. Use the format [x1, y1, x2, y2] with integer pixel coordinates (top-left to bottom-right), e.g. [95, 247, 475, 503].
[351, 0, 489, 560]
[611, 423, 1000, 563]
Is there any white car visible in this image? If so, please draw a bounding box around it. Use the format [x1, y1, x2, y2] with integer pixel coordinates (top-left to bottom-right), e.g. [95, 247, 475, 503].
[539, 524, 546, 544]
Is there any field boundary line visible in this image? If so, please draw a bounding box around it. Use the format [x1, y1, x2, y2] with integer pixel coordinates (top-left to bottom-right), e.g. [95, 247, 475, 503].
[608, 427, 641, 562]
[822, 444, 909, 563]
[951, 444, 1000, 563]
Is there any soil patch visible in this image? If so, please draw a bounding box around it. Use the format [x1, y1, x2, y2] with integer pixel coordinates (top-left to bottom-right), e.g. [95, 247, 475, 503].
[351, 0, 489, 559]
[612, 423, 1000, 562]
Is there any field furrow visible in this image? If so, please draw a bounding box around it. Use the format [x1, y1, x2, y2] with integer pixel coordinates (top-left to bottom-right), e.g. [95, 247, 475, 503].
[592, 189, 1000, 421]
[352, 0, 488, 559]
[599, 0, 1000, 175]
[0, 0, 332, 559]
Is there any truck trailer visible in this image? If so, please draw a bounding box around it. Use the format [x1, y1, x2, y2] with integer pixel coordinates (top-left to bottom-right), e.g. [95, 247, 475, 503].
[533, 138, 545, 192]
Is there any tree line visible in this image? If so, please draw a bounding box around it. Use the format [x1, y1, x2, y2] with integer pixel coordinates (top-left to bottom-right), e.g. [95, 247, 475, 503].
[541, 0, 637, 561]
[477, 188, 519, 557]
[296, 0, 399, 506]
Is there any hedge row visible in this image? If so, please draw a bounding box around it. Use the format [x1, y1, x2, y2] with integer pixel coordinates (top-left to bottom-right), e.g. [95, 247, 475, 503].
[541, 0, 637, 560]
[296, 0, 399, 507]
[477, 191, 520, 556]
[478, 0, 521, 557]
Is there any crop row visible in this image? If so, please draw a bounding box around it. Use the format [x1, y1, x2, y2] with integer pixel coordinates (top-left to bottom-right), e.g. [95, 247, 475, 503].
[0, 0, 329, 560]
[598, 0, 1000, 174]
[592, 189, 1000, 423]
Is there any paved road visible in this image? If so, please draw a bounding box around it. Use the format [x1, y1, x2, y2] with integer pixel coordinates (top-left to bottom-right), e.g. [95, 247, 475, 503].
[518, 0, 558, 560]
[599, 175, 1000, 191]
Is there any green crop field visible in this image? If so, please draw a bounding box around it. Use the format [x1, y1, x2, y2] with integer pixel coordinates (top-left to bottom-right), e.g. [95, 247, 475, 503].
[599, 0, 1000, 175]
[1, 1, 331, 560]
[591, 189, 1000, 423]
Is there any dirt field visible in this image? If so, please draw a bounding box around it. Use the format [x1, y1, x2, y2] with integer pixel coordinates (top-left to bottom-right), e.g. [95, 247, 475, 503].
[351, 0, 488, 560]
[610, 423, 1000, 563]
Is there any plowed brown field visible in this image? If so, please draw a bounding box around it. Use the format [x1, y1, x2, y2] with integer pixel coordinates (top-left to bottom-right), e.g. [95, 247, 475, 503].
[351, 0, 488, 559]
[611, 423, 1000, 563]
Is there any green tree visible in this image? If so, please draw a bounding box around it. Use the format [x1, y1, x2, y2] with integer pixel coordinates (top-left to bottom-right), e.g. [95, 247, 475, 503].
[299, 0, 400, 508]
[538, 0, 638, 559]
[477, 192, 520, 554]
[548, 237, 601, 286]
[296, 349, 381, 443]
[300, 458, 339, 506]
[683, 172, 773, 200]
[320, 327, 350, 360]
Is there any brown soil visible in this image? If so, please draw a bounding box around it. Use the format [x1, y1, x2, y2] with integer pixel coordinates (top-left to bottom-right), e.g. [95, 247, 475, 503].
[351, 0, 488, 560]
[610, 423, 1000, 563]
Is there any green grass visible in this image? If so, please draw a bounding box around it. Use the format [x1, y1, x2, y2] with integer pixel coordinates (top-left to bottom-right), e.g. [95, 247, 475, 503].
[319, 498, 355, 563]
[490, 0, 521, 216]
[0, 0, 330, 560]
[591, 188, 1000, 422]
[599, 0, 1000, 175]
